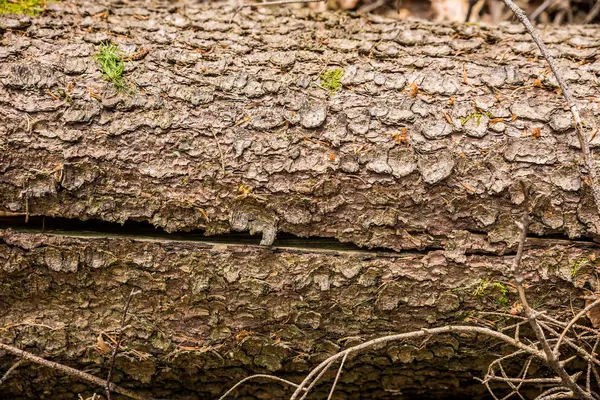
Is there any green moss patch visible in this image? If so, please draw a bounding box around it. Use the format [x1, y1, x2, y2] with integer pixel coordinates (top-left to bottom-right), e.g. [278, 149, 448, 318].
[472, 278, 509, 307]
[460, 110, 494, 127]
[319, 68, 344, 94]
[0, 0, 50, 15]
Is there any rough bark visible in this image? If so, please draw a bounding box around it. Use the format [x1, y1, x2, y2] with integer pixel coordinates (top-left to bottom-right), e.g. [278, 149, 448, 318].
[0, 229, 599, 399]
[1, 0, 600, 399]
[1, 0, 600, 249]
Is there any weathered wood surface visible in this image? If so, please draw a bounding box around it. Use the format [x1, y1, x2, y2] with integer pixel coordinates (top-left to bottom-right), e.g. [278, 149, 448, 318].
[1, 0, 600, 398]
[0, 228, 598, 399]
[1, 0, 600, 251]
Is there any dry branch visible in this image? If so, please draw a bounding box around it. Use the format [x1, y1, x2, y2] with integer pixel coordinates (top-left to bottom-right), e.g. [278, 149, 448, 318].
[218, 375, 308, 400]
[0, 342, 156, 400]
[0, 359, 24, 386]
[106, 289, 140, 400]
[286, 326, 546, 400]
[500, 0, 600, 215]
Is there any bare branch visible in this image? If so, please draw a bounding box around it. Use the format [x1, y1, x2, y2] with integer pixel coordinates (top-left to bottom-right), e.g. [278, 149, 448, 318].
[584, 0, 600, 23]
[327, 353, 347, 400]
[538, 391, 576, 400]
[288, 325, 545, 400]
[0, 359, 24, 386]
[554, 298, 600, 356]
[487, 376, 561, 384]
[500, 0, 600, 215]
[535, 387, 574, 400]
[508, 183, 594, 400]
[106, 289, 140, 400]
[539, 321, 600, 367]
[529, 0, 557, 20]
[0, 342, 155, 400]
[298, 360, 334, 400]
[218, 374, 307, 400]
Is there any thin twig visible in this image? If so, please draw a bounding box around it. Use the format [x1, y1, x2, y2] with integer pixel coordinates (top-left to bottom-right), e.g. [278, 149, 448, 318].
[535, 387, 573, 400]
[538, 391, 576, 400]
[212, 130, 226, 175]
[218, 374, 307, 400]
[509, 183, 594, 400]
[592, 365, 600, 393]
[488, 376, 561, 384]
[358, 0, 387, 13]
[327, 352, 347, 400]
[0, 359, 24, 386]
[516, 357, 534, 394]
[554, 298, 600, 356]
[500, 0, 600, 215]
[498, 362, 521, 395]
[287, 325, 545, 400]
[584, 0, 600, 23]
[539, 321, 600, 367]
[0, 342, 155, 400]
[529, 0, 556, 20]
[106, 289, 140, 400]
[587, 338, 599, 394]
[298, 360, 334, 400]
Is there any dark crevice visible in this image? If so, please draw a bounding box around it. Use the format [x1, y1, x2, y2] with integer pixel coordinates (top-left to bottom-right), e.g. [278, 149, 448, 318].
[0, 216, 401, 255]
[0, 216, 598, 256]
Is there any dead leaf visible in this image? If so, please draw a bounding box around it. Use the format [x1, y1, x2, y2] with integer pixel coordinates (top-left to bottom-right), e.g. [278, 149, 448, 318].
[586, 296, 600, 328]
[510, 302, 523, 315]
[235, 330, 253, 342]
[406, 82, 418, 97]
[392, 128, 408, 145]
[96, 334, 111, 354]
[531, 127, 541, 140]
[443, 111, 453, 124]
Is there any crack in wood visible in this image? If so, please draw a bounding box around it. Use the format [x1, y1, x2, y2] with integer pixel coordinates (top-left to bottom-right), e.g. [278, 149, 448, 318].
[0, 216, 597, 258]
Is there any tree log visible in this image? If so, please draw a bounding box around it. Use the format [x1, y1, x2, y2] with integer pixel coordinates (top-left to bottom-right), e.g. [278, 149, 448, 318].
[1, 0, 600, 398]
[0, 228, 599, 399]
[2, 0, 600, 249]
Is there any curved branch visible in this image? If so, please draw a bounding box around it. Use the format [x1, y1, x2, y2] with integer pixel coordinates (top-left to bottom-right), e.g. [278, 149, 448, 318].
[554, 298, 600, 356]
[287, 325, 545, 400]
[218, 374, 307, 400]
[0, 342, 155, 400]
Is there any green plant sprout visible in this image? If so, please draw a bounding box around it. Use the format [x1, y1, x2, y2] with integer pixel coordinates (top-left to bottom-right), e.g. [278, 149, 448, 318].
[570, 256, 591, 278]
[94, 42, 126, 90]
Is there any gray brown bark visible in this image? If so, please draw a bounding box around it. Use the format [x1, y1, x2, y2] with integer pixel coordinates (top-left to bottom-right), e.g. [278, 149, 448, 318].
[1, 1, 600, 249]
[0, 229, 598, 399]
[1, 0, 600, 399]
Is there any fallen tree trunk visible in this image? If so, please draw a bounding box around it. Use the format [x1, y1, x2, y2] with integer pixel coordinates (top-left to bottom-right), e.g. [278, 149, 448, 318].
[1, 0, 600, 249]
[1, 0, 600, 398]
[0, 228, 598, 399]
